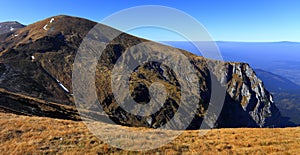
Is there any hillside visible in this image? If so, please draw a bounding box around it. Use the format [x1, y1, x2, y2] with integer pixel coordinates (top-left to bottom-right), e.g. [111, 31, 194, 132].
[0, 15, 288, 128]
[1, 112, 299, 154]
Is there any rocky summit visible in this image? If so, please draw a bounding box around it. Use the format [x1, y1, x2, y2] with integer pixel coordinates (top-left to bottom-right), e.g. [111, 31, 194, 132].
[0, 15, 289, 129]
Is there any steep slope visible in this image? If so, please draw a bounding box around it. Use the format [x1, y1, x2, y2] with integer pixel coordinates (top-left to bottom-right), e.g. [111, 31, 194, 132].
[0, 15, 286, 128]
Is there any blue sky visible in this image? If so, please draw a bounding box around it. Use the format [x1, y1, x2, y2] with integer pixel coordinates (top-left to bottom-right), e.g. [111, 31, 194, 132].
[1, 0, 299, 42]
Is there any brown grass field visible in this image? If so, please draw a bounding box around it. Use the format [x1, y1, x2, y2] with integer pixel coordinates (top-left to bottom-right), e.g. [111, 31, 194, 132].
[0, 112, 299, 154]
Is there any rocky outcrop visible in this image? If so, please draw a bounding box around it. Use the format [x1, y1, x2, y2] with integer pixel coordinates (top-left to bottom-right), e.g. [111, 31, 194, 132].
[0, 15, 285, 128]
[217, 63, 281, 127]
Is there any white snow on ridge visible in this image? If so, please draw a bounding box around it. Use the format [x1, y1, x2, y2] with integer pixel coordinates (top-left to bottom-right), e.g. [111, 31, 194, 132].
[43, 24, 48, 30]
[56, 79, 70, 93]
[10, 27, 14, 31]
[58, 83, 70, 93]
[43, 18, 55, 31]
[50, 18, 55, 23]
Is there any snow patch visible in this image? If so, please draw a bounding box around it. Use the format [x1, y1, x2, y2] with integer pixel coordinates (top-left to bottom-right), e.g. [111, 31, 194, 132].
[43, 18, 55, 31]
[43, 24, 48, 30]
[50, 18, 55, 23]
[56, 79, 70, 93]
[10, 27, 14, 31]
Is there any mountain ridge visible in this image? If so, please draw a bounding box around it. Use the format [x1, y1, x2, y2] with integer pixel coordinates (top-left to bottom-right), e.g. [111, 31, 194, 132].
[0, 15, 290, 128]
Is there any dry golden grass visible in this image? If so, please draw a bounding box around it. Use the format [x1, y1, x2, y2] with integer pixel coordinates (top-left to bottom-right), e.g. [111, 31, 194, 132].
[0, 112, 299, 155]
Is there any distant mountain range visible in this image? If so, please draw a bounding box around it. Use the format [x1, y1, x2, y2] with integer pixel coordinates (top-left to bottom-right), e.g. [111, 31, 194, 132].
[0, 15, 293, 129]
[255, 69, 300, 93]
[162, 41, 300, 85]
[255, 69, 300, 125]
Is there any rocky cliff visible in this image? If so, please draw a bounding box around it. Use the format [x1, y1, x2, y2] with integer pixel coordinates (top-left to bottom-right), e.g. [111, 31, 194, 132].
[0, 15, 285, 128]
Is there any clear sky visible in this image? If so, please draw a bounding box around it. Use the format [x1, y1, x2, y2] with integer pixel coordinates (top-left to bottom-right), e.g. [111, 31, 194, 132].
[1, 0, 299, 42]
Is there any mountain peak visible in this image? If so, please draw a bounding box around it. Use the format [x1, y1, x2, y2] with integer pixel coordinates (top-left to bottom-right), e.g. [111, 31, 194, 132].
[0, 21, 25, 35]
[0, 15, 97, 55]
[0, 21, 22, 24]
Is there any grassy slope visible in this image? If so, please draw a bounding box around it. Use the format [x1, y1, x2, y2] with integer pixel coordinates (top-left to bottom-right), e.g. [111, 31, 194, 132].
[0, 112, 299, 155]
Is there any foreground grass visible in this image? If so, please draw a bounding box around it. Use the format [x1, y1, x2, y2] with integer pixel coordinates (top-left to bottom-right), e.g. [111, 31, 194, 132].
[0, 112, 299, 154]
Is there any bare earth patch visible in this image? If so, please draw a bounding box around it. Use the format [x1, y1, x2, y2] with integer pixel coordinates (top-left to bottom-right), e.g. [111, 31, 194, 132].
[0, 112, 299, 154]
